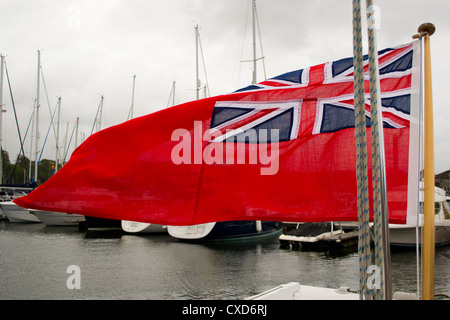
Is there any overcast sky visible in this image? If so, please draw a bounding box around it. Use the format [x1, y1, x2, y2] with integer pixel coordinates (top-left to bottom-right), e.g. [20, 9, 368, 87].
[1, 0, 449, 174]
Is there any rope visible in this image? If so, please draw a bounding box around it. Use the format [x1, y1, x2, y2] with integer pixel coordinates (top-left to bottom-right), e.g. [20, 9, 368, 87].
[367, 0, 393, 300]
[366, 0, 385, 300]
[63, 122, 76, 164]
[354, 0, 393, 300]
[352, 0, 372, 300]
[37, 101, 58, 164]
[40, 66, 58, 143]
[90, 98, 103, 135]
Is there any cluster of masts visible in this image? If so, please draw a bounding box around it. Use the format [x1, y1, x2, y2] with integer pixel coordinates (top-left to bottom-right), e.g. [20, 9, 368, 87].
[0, 51, 103, 185]
[0, 0, 265, 184]
[170, 0, 265, 107]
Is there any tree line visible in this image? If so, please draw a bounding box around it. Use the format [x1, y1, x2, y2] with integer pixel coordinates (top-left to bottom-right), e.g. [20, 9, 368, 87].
[1, 149, 57, 186]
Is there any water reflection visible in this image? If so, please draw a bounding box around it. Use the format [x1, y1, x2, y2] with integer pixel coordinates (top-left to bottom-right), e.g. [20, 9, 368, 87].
[0, 221, 448, 299]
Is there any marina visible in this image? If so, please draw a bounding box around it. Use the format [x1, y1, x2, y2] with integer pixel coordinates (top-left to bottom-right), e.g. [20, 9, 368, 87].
[1, 0, 450, 302]
[0, 220, 449, 300]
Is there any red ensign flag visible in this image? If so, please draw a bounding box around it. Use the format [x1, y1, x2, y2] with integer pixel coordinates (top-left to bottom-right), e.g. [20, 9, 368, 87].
[15, 42, 421, 225]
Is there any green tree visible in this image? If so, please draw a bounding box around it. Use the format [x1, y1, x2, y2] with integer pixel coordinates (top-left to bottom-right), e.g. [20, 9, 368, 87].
[1, 149, 56, 185]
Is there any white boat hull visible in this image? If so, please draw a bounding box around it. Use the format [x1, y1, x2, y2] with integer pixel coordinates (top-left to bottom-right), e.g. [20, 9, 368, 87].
[0, 201, 41, 223]
[247, 282, 359, 300]
[389, 220, 450, 247]
[384, 185, 450, 247]
[167, 222, 216, 239]
[0, 206, 7, 220]
[167, 221, 282, 240]
[121, 220, 167, 234]
[246, 282, 417, 300]
[31, 210, 85, 226]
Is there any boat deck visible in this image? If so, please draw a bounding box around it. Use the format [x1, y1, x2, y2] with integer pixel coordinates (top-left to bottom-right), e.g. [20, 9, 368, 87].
[279, 222, 359, 250]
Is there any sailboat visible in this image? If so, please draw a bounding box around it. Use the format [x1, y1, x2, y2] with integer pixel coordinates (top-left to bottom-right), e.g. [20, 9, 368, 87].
[0, 51, 42, 223]
[121, 220, 167, 234]
[29, 97, 85, 226]
[168, 10, 282, 242]
[0, 55, 34, 221]
[29, 210, 83, 226]
[0, 201, 40, 223]
[0, 192, 8, 220]
[1, 52, 77, 224]
[168, 221, 282, 241]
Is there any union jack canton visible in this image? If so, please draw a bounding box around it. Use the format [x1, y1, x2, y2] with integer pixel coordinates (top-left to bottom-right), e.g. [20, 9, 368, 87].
[209, 43, 414, 144]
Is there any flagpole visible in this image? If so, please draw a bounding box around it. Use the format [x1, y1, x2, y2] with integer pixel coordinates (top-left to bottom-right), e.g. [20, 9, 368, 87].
[413, 22, 435, 300]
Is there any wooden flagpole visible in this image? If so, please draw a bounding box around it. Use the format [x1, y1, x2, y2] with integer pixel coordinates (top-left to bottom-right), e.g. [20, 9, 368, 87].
[413, 22, 435, 300]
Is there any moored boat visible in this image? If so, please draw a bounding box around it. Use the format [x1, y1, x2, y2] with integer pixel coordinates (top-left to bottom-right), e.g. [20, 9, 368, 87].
[121, 220, 167, 234]
[388, 185, 450, 247]
[279, 222, 359, 250]
[80, 216, 122, 231]
[247, 282, 359, 300]
[0, 191, 9, 220]
[31, 210, 85, 226]
[167, 221, 282, 241]
[0, 201, 41, 223]
[246, 282, 417, 300]
[0, 189, 31, 220]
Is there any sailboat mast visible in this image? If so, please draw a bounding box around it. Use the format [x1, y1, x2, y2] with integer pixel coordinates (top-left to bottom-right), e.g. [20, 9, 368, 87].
[129, 74, 136, 120]
[414, 22, 436, 300]
[75, 117, 79, 149]
[63, 121, 69, 160]
[98, 95, 104, 132]
[172, 80, 176, 106]
[34, 50, 41, 183]
[252, 0, 257, 84]
[0, 54, 4, 185]
[28, 105, 35, 182]
[54, 96, 61, 173]
[241, 0, 265, 84]
[195, 25, 200, 100]
[90, 96, 104, 135]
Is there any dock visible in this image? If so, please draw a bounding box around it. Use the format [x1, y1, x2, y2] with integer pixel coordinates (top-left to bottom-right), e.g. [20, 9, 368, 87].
[279, 222, 359, 251]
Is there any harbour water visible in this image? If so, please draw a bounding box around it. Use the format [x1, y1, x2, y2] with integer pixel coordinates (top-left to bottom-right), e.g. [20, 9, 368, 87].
[1, 220, 449, 300]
